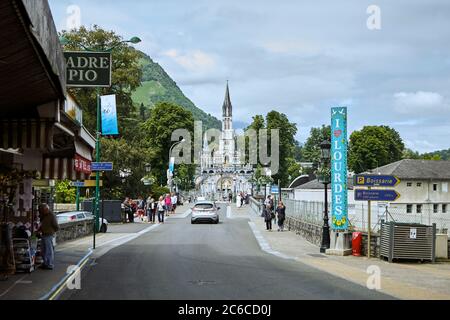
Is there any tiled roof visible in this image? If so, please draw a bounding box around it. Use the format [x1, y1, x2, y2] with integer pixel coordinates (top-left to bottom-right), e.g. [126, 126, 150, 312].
[368, 159, 450, 180]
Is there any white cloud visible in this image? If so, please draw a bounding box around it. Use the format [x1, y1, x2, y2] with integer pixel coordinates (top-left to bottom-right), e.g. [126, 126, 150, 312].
[163, 49, 216, 73]
[393, 91, 446, 114]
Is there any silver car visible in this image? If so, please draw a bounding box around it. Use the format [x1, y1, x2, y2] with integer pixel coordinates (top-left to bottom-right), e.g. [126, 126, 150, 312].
[191, 201, 220, 224]
[57, 211, 109, 233]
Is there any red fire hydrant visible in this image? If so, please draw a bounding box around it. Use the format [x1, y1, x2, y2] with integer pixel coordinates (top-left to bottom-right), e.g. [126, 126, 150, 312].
[352, 232, 362, 256]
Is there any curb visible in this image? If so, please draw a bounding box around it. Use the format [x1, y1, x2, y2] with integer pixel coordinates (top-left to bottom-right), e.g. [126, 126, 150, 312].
[39, 249, 93, 300]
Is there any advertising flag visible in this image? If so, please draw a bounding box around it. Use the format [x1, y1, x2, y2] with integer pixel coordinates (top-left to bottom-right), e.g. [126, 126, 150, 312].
[101, 94, 119, 135]
[331, 107, 348, 231]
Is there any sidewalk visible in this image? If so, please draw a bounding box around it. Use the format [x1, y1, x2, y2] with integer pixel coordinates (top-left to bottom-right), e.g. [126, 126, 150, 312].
[0, 204, 191, 300]
[232, 203, 450, 300]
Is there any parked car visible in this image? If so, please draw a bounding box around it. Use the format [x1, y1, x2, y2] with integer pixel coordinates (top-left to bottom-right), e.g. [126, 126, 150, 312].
[191, 201, 220, 224]
[56, 211, 109, 233]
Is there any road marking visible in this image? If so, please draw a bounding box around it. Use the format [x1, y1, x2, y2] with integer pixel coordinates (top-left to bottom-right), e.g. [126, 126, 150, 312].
[247, 221, 296, 261]
[0, 275, 28, 298]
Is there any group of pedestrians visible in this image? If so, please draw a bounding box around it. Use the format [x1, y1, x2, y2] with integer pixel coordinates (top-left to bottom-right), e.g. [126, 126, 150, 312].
[262, 195, 286, 232]
[123, 193, 178, 224]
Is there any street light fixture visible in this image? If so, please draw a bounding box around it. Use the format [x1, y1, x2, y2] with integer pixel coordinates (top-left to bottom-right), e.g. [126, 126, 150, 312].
[318, 140, 331, 253]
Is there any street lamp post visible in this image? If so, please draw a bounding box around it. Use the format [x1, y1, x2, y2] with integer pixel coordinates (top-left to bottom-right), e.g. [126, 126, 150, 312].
[319, 140, 331, 254]
[169, 139, 185, 192]
[60, 35, 141, 249]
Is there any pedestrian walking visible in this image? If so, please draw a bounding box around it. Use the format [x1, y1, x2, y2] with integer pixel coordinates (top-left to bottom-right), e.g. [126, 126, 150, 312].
[38, 204, 59, 270]
[263, 204, 272, 231]
[146, 195, 154, 223]
[276, 201, 286, 232]
[157, 196, 165, 223]
[165, 194, 172, 216]
[171, 193, 177, 214]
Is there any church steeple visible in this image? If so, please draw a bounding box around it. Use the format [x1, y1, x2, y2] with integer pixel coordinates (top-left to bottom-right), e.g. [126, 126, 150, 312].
[222, 81, 232, 118]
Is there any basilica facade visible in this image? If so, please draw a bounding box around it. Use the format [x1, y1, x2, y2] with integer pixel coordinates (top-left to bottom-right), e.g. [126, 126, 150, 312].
[196, 83, 254, 200]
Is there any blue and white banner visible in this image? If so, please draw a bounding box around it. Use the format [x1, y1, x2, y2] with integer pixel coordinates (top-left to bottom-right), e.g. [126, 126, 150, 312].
[331, 107, 348, 231]
[101, 94, 119, 135]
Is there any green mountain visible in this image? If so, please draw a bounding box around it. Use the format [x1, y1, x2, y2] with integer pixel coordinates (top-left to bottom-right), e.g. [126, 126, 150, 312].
[132, 51, 221, 130]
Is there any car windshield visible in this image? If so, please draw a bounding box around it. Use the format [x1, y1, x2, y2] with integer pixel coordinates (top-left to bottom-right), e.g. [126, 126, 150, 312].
[194, 203, 214, 210]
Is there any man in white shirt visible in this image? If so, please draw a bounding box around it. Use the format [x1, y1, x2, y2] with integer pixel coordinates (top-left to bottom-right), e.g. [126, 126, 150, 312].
[171, 193, 178, 214]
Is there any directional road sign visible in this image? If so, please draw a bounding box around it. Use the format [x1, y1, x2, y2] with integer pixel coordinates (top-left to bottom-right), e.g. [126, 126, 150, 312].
[91, 162, 113, 172]
[71, 181, 85, 188]
[271, 186, 279, 194]
[355, 189, 400, 201]
[354, 175, 400, 187]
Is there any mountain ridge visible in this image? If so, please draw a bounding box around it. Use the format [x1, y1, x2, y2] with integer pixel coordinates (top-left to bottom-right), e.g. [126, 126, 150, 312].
[132, 51, 221, 130]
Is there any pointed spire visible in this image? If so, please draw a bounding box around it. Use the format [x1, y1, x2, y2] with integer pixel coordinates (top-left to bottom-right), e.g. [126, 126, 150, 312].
[222, 81, 232, 118]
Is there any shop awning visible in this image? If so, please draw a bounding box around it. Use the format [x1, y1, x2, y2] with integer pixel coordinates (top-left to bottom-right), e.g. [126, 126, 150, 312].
[0, 119, 53, 150]
[42, 157, 90, 181]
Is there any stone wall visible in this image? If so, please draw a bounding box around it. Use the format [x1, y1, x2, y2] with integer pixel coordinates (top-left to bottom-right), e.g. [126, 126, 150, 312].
[56, 220, 93, 244]
[285, 216, 323, 247]
[360, 233, 380, 258]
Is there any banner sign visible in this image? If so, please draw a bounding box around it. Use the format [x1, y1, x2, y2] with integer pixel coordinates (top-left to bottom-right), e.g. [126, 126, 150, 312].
[331, 107, 348, 231]
[64, 51, 112, 87]
[100, 95, 119, 136]
[169, 157, 175, 173]
[74, 154, 92, 174]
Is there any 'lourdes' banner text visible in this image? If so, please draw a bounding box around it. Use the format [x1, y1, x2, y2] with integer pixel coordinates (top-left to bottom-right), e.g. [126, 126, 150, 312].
[101, 95, 119, 135]
[331, 107, 348, 230]
[64, 51, 112, 87]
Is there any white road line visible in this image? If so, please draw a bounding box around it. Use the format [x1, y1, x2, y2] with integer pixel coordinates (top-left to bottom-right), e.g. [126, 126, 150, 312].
[0, 275, 28, 298]
[247, 221, 296, 261]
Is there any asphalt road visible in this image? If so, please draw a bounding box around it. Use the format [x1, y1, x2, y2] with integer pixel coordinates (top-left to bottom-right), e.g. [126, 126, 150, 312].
[63, 206, 393, 300]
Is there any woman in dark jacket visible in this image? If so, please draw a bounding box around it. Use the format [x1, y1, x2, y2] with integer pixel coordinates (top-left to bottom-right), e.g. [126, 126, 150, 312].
[263, 204, 273, 231]
[276, 202, 286, 232]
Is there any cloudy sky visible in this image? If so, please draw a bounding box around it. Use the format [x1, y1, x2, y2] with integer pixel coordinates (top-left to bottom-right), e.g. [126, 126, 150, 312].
[49, 0, 450, 152]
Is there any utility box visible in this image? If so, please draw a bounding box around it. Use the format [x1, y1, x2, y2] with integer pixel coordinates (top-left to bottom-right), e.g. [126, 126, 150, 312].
[380, 221, 436, 263]
[82, 200, 122, 223]
[435, 234, 449, 259]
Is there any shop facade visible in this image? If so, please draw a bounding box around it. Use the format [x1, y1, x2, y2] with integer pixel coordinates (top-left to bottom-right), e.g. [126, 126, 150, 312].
[0, 0, 95, 276]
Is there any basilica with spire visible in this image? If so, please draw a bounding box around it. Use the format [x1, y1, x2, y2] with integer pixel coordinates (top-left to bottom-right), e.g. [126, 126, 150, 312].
[196, 82, 254, 200]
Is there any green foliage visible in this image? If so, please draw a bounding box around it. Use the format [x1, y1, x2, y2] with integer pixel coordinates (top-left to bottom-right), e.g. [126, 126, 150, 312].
[100, 138, 153, 200]
[132, 52, 221, 130]
[55, 180, 76, 204]
[60, 26, 143, 138]
[141, 102, 195, 187]
[349, 126, 405, 173]
[150, 186, 171, 200]
[266, 111, 297, 187]
[302, 125, 331, 165]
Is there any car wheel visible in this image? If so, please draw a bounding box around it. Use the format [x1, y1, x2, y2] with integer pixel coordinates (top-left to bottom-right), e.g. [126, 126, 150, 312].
[100, 224, 107, 233]
[191, 220, 195, 224]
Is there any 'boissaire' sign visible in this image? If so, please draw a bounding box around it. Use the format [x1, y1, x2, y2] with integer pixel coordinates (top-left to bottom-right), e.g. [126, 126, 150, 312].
[64, 51, 112, 87]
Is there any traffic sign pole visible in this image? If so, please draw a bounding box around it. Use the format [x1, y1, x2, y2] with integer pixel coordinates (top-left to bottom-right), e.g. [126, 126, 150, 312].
[76, 186, 80, 211]
[368, 187, 371, 259]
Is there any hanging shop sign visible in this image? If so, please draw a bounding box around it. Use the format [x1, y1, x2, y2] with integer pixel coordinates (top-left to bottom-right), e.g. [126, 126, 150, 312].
[331, 107, 348, 231]
[64, 51, 112, 87]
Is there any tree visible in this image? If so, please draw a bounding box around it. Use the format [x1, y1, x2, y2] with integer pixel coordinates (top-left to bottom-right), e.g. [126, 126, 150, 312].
[244, 115, 266, 165]
[100, 138, 153, 199]
[349, 126, 405, 173]
[302, 125, 331, 165]
[55, 180, 76, 204]
[403, 148, 421, 159]
[266, 111, 298, 187]
[141, 102, 195, 187]
[60, 26, 143, 139]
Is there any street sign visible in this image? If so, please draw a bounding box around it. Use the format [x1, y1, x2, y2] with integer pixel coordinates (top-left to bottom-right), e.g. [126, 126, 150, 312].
[84, 180, 103, 187]
[354, 175, 400, 187]
[271, 186, 279, 194]
[355, 189, 400, 201]
[71, 181, 85, 188]
[64, 51, 112, 87]
[410, 228, 417, 239]
[91, 162, 113, 172]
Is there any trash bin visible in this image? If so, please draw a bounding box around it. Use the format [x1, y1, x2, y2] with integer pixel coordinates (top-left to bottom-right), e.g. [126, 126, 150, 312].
[352, 232, 362, 256]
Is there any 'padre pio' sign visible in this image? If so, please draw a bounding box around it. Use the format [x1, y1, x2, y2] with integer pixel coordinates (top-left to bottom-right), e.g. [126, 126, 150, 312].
[64, 51, 112, 87]
[331, 107, 348, 231]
